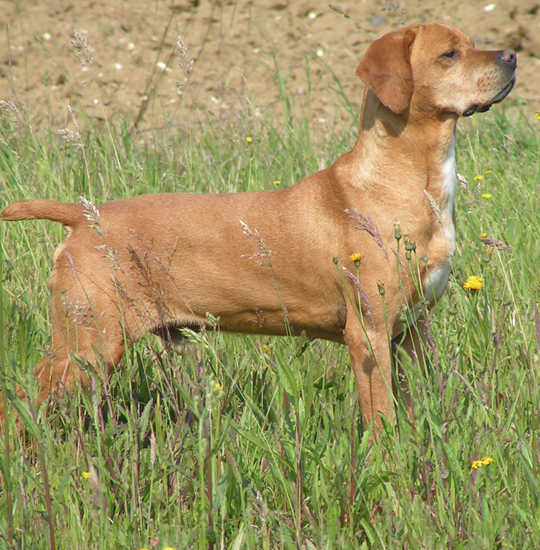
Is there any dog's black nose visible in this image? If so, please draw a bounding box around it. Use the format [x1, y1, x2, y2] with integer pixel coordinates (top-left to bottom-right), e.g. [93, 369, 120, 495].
[498, 49, 517, 69]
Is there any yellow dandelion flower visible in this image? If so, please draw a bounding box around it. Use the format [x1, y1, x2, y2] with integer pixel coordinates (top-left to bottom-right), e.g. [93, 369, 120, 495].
[485, 170, 492, 175]
[463, 276, 484, 291]
[350, 253, 363, 263]
[474, 175, 483, 181]
[263, 345, 271, 354]
[481, 193, 492, 199]
[82, 471, 91, 479]
[273, 180, 281, 185]
[246, 136, 253, 144]
[472, 456, 493, 469]
[536, 112, 540, 121]
[479, 233, 487, 239]
[163, 547, 176, 550]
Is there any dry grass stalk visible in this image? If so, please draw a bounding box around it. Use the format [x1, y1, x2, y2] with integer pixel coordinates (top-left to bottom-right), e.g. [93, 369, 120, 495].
[391, 247, 409, 277]
[534, 302, 540, 350]
[68, 105, 80, 133]
[60, 294, 95, 326]
[58, 105, 82, 147]
[81, 197, 103, 237]
[176, 36, 194, 76]
[71, 29, 93, 67]
[0, 99, 21, 130]
[64, 250, 77, 281]
[58, 127, 82, 147]
[176, 36, 194, 95]
[342, 267, 372, 317]
[240, 220, 274, 266]
[345, 208, 389, 262]
[457, 172, 469, 189]
[423, 190, 443, 230]
[480, 237, 510, 250]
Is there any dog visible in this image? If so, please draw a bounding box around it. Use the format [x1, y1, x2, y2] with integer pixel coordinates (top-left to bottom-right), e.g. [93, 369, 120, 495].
[1, 23, 516, 430]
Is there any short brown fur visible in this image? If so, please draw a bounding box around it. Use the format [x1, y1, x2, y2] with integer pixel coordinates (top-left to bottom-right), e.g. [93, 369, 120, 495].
[1, 23, 516, 430]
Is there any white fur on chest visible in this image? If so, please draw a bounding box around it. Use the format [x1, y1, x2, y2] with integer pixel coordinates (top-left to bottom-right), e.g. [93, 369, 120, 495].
[423, 134, 457, 303]
[439, 134, 457, 244]
[424, 262, 451, 304]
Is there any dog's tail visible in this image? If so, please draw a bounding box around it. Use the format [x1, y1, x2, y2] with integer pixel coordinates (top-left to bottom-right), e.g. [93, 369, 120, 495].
[0, 200, 84, 227]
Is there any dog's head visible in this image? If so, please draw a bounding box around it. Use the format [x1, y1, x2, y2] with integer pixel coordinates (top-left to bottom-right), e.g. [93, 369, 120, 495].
[356, 23, 516, 117]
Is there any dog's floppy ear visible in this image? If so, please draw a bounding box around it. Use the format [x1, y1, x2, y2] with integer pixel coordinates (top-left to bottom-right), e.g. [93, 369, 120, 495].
[356, 28, 416, 114]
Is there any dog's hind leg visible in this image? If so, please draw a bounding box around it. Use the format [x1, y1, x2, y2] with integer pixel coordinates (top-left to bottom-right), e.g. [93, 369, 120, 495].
[3, 323, 126, 419]
[22, 248, 132, 412]
[29, 297, 127, 411]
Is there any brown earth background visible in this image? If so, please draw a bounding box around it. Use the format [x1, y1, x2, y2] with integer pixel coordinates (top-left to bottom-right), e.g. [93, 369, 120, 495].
[2, 0, 540, 132]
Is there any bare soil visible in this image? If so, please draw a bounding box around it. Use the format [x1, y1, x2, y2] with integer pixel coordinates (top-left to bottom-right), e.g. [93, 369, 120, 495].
[2, 0, 539, 131]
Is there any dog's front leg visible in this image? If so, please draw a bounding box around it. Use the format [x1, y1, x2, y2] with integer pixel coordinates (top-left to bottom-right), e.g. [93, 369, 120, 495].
[392, 318, 428, 420]
[344, 318, 394, 431]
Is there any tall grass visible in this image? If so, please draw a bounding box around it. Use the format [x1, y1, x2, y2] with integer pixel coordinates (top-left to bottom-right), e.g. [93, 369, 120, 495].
[1, 50, 540, 549]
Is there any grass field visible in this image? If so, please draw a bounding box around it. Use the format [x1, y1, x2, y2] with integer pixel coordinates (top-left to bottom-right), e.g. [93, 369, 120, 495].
[1, 70, 540, 549]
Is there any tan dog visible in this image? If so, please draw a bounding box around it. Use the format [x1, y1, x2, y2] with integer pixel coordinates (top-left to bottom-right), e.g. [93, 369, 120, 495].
[1, 23, 515, 429]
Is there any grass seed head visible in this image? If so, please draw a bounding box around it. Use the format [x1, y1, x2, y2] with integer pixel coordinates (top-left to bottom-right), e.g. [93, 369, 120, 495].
[0, 100, 22, 130]
[176, 35, 194, 93]
[71, 29, 93, 67]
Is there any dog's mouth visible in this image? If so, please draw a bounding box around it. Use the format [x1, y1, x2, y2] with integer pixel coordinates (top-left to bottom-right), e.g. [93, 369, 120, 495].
[463, 75, 516, 117]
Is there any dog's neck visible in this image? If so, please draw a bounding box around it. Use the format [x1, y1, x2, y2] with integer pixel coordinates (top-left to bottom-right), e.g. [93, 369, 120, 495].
[346, 89, 459, 305]
[352, 90, 458, 213]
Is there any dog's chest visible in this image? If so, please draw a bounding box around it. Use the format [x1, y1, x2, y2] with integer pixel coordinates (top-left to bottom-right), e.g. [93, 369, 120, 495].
[423, 135, 457, 303]
[440, 135, 457, 228]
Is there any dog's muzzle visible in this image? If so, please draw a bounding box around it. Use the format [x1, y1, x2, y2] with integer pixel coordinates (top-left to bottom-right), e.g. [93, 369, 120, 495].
[463, 49, 517, 118]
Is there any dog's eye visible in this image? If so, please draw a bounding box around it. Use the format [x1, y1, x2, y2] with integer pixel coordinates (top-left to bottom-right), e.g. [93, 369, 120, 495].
[441, 50, 458, 59]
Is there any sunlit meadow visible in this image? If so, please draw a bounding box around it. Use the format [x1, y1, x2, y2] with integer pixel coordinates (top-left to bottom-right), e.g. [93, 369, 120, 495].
[1, 33, 540, 550]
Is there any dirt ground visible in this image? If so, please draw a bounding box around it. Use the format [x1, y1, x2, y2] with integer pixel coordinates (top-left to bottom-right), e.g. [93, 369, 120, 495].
[2, 0, 540, 132]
